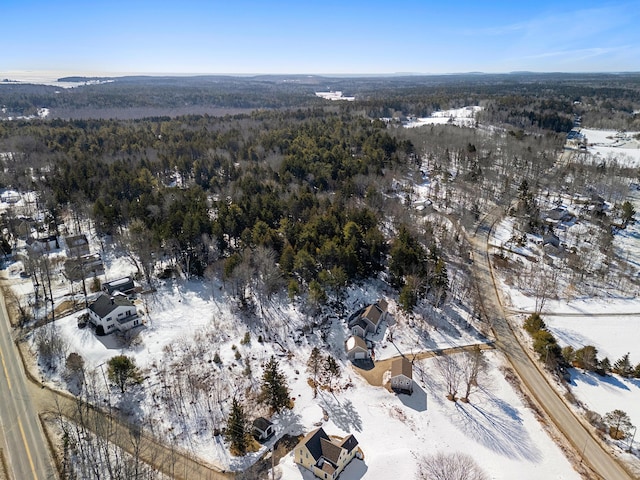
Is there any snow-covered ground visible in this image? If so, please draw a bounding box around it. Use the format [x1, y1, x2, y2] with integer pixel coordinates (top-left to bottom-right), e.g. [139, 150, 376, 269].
[404, 106, 482, 128]
[581, 128, 640, 168]
[279, 351, 579, 480]
[492, 196, 640, 458]
[4, 226, 583, 478]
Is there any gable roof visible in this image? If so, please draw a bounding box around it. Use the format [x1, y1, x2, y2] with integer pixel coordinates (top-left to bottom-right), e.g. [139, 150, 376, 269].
[89, 293, 134, 318]
[345, 335, 367, 352]
[320, 437, 342, 464]
[391, 357, 412, 379]
[362, 304, 382, 326]
[350, 318, 368, 332]
[339, 434, 359, 453]
[253, 417, 273, 432]
[361, 299, 388, 327]
[301, 428, 330, 462]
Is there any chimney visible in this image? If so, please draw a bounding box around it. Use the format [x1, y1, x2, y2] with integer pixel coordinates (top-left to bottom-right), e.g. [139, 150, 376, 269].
[110, 297, 114, 305]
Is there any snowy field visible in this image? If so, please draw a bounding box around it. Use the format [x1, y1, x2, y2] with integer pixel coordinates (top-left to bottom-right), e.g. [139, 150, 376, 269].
[581, 128, 640, 168]
[404, 106, 482, 128]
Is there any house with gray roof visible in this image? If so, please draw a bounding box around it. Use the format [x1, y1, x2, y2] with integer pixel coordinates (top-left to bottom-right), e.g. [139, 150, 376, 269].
[102, 276, 136, 295]
[88, 293, 139, 335]
[390, 356, 413, 394]
[252, 417, 274, 442]
[294, 427, 362, 479]
[348, 299, 388, 336]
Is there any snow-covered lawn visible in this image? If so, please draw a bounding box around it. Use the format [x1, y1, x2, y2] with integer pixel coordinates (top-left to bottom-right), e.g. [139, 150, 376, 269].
[493, 207, 640, 459]
[404, 106, 482, 128]
[581, 128, 640, 168]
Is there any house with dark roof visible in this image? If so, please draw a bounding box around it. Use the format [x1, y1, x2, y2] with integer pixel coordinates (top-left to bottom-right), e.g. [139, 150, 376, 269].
[64, 253, 105, 281]
[65, 234, 90, 257]
[348, 299, 388, 336]
[102, 276, 136, 295]
[390, 357, 413, 394]
[294, 427, 362, 479]
[88, 293, 139, 335]
[252, 417, 274, 442]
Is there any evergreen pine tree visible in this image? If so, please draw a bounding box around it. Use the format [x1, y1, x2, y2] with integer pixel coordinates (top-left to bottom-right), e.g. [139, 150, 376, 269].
[322, 354, 341, 392]
[260, 356, 291, 413]
[306, 347, 323, 397]
[225, 398, 249, 455]
[612, 353, 633, 377]
[598, 357, 611, 375]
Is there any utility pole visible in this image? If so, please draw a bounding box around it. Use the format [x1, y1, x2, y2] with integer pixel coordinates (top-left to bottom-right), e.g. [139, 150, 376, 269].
[627, 425, 637, 453]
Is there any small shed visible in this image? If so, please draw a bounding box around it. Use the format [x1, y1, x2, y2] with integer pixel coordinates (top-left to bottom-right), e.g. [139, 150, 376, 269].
[253, 417, 274, 441]
[345, 336, 370, 361]
[390, 357, 413, 394]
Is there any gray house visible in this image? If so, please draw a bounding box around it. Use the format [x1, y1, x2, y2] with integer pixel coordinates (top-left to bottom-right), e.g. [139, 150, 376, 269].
[348, 299, 388, 336]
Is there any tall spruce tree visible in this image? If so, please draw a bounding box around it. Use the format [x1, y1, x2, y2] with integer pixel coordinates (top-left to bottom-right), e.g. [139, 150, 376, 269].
[306, 347, 323, 397]
[612, 353, 633, 377]
[260, 356, 291, 413]
[225, 398, 249, 455]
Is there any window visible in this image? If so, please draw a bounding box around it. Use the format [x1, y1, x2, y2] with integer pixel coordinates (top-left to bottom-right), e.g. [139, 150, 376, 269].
[118, 312, 124, 317]
[106, 317, 112, 322]
[134, 320, 139, 326]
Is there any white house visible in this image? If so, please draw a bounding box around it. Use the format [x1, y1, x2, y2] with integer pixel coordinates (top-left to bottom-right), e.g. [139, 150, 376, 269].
[252, 417, 275, 441]
[390, 357, 413, 394]
[88, 293, 139, 335]
[294, 428, 362, 479]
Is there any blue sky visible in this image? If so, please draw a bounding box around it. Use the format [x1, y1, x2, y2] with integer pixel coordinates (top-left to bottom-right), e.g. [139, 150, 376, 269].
[2, 0, 639, 75]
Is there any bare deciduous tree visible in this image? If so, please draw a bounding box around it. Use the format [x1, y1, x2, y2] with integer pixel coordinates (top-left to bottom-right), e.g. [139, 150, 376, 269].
[459, 346, 487, 403]
[435, 355, 461, 401]
[417, 451, 489, 480]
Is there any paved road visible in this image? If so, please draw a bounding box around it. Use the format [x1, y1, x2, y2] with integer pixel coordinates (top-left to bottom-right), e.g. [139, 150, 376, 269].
[29, 383, 234, 480]
[0, 294, 56, 480]
[470, 208, 634, 480]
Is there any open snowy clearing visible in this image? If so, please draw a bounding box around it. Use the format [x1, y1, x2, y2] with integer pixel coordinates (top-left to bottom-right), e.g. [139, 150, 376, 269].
[581, 128, 640, 168]
[404, 106, 482, 128]
[491, 199, 640, 465]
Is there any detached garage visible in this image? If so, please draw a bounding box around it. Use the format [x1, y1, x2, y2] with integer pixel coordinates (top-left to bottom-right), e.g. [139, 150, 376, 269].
[345, 336, 370, 361]
[390, 357, 413, 394]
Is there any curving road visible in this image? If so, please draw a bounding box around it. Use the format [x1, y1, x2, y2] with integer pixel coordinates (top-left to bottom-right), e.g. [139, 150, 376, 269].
[470, 207, 634, 480]
[0, 294, 56, 480]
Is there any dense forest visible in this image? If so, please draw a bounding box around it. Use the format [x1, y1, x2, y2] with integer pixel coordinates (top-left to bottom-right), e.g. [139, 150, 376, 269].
[1, 73, 639, 311]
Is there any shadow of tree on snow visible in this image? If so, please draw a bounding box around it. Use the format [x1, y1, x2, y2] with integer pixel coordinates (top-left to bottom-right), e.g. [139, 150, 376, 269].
[452, 388, 542, 462]
[318, 394, 363, 433]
